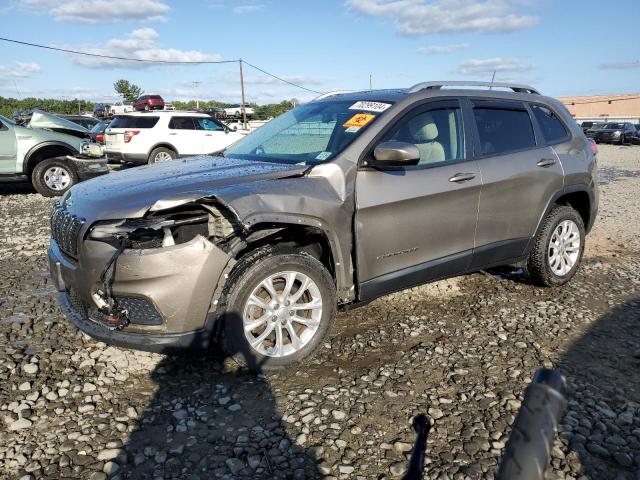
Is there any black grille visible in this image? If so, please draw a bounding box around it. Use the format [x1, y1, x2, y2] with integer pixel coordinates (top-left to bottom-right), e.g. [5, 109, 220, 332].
[69, 290, 163, 326]
[51, 203, 85, 257]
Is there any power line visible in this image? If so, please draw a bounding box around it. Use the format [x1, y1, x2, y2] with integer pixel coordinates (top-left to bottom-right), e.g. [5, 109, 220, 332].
[0, 37, 237, 64]
[242, 60, 324, 95]
[0, 36, 325, 95]
[562, 95, 640, 106]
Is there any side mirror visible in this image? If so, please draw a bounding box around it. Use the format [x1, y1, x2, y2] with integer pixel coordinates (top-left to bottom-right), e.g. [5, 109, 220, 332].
[372, 141, 420, 167]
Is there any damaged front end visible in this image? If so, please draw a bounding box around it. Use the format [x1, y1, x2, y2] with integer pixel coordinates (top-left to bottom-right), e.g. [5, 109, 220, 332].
[49, 201, 242, 352]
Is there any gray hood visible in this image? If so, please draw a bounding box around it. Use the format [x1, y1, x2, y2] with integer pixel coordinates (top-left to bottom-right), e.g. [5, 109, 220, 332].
[29, 110, 90, 135]
[64, 156, 308, 220]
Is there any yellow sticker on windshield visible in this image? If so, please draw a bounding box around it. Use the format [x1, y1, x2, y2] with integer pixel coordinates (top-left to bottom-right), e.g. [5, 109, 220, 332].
[343, 113, 375, 128]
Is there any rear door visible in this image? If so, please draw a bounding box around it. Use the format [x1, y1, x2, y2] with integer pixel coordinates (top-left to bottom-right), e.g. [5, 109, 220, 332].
[167, 116, 201, 155]
[468, 99, 564, 268]
[355, 99, 481, 299]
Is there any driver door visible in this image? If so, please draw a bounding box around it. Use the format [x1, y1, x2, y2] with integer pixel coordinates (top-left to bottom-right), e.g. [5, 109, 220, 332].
[355, 100, 481, 300]
[0, 119, 17, 174]
[194, 117, 232, 153]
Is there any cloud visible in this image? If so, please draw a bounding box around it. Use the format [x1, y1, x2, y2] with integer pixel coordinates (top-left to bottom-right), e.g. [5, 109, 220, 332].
[232, 3, 265, 13]
[418, 43, 471, 54]
[346, 0, 538, 35]
[600, 60, 640, 70]
[19, 0, 170, 22]
[0, 61, 41, 79]
[454, 57, 533, 75]
[61, 28, 223, 68]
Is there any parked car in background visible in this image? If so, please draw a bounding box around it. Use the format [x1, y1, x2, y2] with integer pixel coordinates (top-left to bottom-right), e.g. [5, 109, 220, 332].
[59, 115, 101, 130]
[104, 111, 243, 164]
[201, 108, 226, 120]
[109, 101, 134, 116]
[163, 103, 176, 111]
[224, 103, 254, 119]
[579, 121, 603, 135]
[93, 104, 110, 119]
[51, 81, 598, 369]
[631, 124, 640, 145]
[0, 111, 107, 196]
[586, 122, 637, 144]
[133, 95, 165, 111]
[89, 120, 110, 144]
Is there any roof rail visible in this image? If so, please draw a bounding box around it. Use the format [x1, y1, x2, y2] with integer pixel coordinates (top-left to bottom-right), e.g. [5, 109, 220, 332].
[408, 81, 540, 95]
[313, 90, 355, 100]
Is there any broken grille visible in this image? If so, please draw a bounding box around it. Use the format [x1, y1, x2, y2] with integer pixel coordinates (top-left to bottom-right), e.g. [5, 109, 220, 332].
[51, 203, 85, 257]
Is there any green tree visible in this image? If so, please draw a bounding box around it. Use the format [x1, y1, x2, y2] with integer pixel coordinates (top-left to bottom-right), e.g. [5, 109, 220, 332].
[113, 79, 143, 102]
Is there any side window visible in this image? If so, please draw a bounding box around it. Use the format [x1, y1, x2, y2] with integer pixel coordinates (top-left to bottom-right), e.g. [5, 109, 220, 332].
[473, 106, 535, 155]
[169, 117, 196, 130]
[195, 117, 223, 131]
[383, 105, 465, 165]
[530, 104, 568, 143]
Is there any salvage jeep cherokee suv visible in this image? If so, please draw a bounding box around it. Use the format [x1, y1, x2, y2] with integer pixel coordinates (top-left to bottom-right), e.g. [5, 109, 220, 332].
[49, 81, 598, 369]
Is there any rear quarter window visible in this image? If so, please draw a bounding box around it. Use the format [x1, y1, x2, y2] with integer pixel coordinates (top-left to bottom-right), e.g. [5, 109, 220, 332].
[530, 104, 569, 143]
[110, 116, 159, 128]
[473, 105, 536, 156]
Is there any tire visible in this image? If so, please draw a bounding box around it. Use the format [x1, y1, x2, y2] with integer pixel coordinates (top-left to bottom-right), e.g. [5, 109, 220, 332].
[525, 205, 585, 287]
[31, 158, 78, 197]
[144, 104, 150, 111]
[619, 135, 625, 145]
[220, 246, 336, 371]
[148, 147, 176, 164]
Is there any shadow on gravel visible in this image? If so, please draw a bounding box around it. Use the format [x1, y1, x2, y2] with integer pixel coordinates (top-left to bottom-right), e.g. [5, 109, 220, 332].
[558, 298, 640, 479]
[0, 182, 36, 196]
[118, 318, 322, 480]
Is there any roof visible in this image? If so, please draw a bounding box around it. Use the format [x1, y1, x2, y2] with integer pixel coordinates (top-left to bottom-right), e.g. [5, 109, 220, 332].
[114, 110, 211, 117]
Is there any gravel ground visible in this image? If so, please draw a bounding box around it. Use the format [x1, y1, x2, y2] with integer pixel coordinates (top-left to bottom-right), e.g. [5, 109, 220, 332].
[1, 144, 639, 480]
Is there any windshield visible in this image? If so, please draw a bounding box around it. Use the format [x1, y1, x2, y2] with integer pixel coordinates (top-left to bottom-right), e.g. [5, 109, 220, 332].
[0, 114, 16, 126]
[603, 123, 623, 129]
[225, 99, 393, 164]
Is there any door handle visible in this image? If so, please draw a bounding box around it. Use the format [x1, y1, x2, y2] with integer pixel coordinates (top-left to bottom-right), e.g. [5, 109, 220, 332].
[168, 132, 177, 135]
[448, 173, 476, 183]
[205, 134, 213, 136]
[537, 158, 556, 167]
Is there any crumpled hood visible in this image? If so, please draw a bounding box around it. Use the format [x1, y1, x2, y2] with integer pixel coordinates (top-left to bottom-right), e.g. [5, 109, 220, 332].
[29, 110, 89, 134]
[63, 156, 308, 221]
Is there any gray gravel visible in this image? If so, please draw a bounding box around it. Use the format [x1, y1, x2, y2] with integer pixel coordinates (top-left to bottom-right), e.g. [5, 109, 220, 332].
[1, 144, 639, 479]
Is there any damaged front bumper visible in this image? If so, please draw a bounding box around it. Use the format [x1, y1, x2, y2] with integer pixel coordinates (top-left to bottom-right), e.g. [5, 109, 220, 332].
[66, 154, 109, 180]
[48, 233, 233, 353]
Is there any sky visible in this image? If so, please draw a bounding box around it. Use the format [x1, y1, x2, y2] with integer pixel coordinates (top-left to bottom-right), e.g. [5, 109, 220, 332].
[0, 0, 639, 104]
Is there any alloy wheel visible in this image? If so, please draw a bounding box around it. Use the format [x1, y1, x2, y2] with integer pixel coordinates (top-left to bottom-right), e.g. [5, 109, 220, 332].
[548, 219, 581, 276]
[43, 166, 71, 191]
[242, 271, 323, 357]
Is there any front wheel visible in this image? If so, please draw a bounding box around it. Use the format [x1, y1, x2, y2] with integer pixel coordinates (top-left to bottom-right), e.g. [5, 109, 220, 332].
[525, 205, 585, 287]
[221, 246, 336, 370]
[31, 158, 78, 197]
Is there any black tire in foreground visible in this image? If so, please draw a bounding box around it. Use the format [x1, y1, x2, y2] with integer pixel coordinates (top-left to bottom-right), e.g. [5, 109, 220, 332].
[221, 246, 336, 371]
[148, 147, 176, 164]
[31, 158, 78, 197]
[526, 205, 585, 287]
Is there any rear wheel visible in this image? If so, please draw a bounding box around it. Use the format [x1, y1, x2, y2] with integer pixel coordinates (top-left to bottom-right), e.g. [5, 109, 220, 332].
[148, 147, 176, 164]
[31, 158, 78, 197]
[526, 205, 585, 286]
[221, 246, 336, 370]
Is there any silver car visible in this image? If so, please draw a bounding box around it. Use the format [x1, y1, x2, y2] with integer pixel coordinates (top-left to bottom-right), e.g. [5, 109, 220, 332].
[48, 81, 598, 369]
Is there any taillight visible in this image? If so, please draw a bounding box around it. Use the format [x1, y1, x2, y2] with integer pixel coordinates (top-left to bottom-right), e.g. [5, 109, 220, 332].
[124, 130, 140, 143]
[96, 133, 104, 143]
[588, 138, 598, 155]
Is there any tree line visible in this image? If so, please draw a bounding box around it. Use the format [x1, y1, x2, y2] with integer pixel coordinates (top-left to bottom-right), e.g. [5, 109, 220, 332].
[0, 96, 295, 121]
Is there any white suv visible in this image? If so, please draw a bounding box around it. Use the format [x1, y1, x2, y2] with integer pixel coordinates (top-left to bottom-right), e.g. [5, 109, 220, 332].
[104, 111, 244, 164]
[224, 103, 254, 119]
[109, 101, 134, 116]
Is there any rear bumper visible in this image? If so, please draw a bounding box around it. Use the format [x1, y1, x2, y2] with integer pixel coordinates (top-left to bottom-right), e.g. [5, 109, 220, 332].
[105, 150, 148, 164]
[48, 235, 232, 353]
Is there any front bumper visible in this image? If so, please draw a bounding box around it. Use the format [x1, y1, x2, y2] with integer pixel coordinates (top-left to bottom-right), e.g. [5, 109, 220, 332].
[66, 155, 109, 180]
[48, 235, 232, 352]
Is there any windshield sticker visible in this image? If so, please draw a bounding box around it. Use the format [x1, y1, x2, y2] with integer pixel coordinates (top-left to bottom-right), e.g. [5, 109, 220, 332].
[315, 151, 332, 161]
[345, 126, 361, 133]
[343, 113, 375, 129]
[349, 101, 391, 113]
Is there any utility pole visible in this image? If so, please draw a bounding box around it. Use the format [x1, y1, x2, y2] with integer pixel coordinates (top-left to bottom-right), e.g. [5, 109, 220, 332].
[490, 70, 496, 89]
[192, 80, 202, 109]
[239, 59, 248, 130]
[369, 73, 372, 90]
